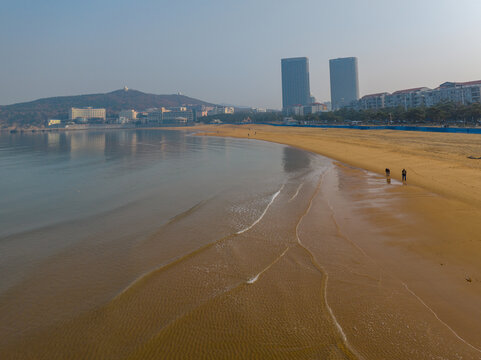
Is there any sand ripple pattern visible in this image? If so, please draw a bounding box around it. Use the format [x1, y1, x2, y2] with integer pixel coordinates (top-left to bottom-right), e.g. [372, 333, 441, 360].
[1, 170, 360, 359]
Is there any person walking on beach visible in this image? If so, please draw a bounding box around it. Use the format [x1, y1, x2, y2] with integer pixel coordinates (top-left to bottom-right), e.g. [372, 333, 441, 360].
[402, 168, 407, 182]
[385, 168, 390, 177]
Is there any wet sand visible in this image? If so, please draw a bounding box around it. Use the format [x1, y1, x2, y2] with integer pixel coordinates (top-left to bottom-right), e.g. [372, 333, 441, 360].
[186, 124, 481, 358]
[2, 127, 481, 359]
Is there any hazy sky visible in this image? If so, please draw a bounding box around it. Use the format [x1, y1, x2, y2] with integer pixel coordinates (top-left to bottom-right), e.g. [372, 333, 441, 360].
[2, 0, 481, 108]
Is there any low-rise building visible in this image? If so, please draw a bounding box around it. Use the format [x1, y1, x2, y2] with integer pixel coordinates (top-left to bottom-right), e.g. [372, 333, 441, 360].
[310, 102, 328, 113]
[119, 109, 137, 123]
[163, 107, 193, 124]
[207, 106, 235, 116]
[47, 119, 62, 126]
[290, 103, 328, 116]
[145, 107, 193, 125]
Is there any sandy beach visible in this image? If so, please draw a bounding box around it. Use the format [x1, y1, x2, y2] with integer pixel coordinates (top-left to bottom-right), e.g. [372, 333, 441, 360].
[189, 124, 481, 357]
[2, 127, 481, 359]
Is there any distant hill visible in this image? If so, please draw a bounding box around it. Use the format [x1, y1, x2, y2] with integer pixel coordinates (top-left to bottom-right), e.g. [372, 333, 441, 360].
[0, 89, 215, 128]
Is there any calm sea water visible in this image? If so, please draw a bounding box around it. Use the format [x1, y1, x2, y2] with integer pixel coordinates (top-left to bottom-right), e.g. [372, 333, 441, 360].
[0, 129, 323, 293]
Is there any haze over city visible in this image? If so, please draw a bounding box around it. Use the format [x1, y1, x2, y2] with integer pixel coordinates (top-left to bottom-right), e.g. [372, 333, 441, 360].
[5, 1, 481, 359]
[2, 0, 481, 108]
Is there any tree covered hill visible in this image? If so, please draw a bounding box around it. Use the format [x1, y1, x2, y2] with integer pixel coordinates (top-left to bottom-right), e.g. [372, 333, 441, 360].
[0, 89, 215, 128]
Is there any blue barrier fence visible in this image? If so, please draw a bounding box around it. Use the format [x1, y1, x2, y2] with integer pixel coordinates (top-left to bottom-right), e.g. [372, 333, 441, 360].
[259, 123, 481, 134]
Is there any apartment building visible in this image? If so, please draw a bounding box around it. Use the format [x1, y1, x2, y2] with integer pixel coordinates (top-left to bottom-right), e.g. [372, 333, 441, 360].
[384, 87, 430, 109]
[70, 107, 106, 121]
[145, 107, 193, 125]
[355, 80, 481, 110]
[424, 81, 481, 107]
[119, 109, 137, 123]
[358, 93, 388, 110]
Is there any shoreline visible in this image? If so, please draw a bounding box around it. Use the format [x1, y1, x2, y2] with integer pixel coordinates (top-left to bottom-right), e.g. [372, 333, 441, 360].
[11, 122, 470, 208]
[2, 127, 481, 358]
[184, 124, 481, 208]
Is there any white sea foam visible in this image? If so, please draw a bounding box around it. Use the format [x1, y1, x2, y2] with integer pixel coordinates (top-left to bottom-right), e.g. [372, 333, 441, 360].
[246, 247, 289, 285]
[402, 282, 481, 354]
[236, 185, 284, 235]
[113, 186, 284, 302]
[289, 183, 303, 202]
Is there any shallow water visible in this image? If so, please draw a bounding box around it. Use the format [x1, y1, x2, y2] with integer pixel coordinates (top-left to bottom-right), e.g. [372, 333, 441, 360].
[1, 130, 480, 359]
[1, 130, 350, 358]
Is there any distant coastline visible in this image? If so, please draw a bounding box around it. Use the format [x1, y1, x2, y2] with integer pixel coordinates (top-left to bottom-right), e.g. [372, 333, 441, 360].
[0, 123, 191, 133]
[5, 122, 481, 134]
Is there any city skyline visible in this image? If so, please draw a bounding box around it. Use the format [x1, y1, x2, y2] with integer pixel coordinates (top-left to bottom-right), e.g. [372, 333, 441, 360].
[2, 0, 481, 109]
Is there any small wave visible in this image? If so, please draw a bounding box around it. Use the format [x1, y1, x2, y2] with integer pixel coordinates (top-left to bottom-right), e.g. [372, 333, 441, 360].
[142, 199, 209, 244]
[167, 200, 208, 224]
[111, 187, 283, 302]
[246, 247, 290, 285]
[112, 185, 283, 303]
[110, 238, 225, 302]
[402, 283, 481, 354]
[236, 185, 284, 235]
[289, 183, 304, 202]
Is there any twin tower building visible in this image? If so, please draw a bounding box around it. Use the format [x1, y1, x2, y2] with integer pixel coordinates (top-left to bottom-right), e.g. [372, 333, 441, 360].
[281, 56, 359, 114]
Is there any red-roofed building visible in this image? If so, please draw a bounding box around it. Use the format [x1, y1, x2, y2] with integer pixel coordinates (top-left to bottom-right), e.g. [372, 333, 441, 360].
[438, 80, 481, 88]
[358, 92, 389, 110]
[391, 87, 430, 95]
[353, 79, 481, 111]
[385, 87, 430, 109]
[424, 80, 481, 106]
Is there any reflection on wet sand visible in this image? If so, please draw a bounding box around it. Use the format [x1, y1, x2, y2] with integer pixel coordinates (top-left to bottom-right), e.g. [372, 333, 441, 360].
[283, 146, 311, 173]
[303, 163, 481, 359]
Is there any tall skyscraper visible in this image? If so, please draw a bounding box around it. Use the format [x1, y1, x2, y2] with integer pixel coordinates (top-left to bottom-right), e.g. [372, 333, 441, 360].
[329, 57, 359, 110]
[281, 57, 311, 113]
